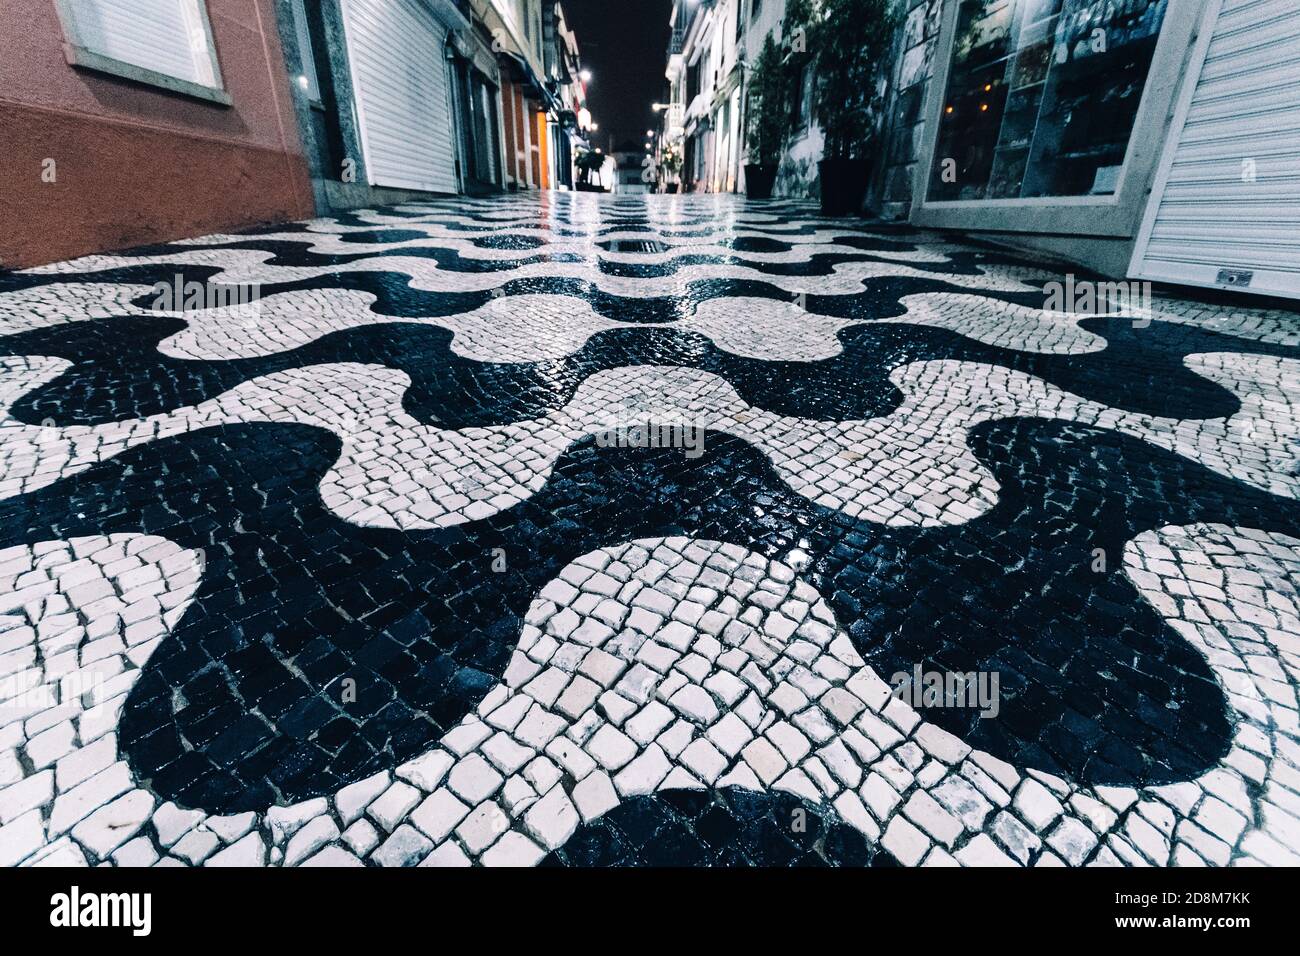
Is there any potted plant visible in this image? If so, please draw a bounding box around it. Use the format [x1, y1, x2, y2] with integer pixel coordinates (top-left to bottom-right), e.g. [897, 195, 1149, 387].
[743, 32, 785, 199]
[798, 0, 898, 215]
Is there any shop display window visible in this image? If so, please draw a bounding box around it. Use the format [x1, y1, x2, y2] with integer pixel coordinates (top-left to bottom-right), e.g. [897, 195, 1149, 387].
[928, 0, 1168, 201]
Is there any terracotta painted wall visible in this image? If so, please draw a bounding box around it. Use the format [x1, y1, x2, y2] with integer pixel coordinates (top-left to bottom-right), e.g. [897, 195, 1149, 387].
[500, 79, 519, 186]
[0, 0, 312, 268]
[499, 79, 541, 189]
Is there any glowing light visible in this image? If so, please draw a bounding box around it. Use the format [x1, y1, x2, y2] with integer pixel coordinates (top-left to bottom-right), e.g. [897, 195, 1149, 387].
[579, 69, 592, 83]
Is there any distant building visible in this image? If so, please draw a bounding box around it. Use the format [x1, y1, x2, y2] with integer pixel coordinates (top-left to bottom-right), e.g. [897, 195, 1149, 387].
[612, 144, 651, 194]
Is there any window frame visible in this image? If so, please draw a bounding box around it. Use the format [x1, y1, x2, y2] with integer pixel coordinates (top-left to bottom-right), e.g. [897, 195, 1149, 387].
[54, 0, 231, 106]
[288, 0, 323, 107]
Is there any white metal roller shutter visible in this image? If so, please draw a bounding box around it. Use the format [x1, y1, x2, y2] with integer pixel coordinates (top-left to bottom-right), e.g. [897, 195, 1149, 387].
[1130, 0, 1300, 298]
[340, 0, 459, 194]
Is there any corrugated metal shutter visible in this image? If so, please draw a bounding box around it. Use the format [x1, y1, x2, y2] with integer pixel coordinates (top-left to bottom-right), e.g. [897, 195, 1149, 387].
[1131, 0, 1300, 298]
[340, 0, 459, 195]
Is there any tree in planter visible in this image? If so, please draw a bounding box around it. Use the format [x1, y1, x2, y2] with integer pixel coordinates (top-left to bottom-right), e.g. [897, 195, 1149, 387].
[575, 148, 605, 190]
[813, 0, 896, 160]
[660, 145, 683, 193]
[790, 0, 900, 214]
[743, 32, 787, 198]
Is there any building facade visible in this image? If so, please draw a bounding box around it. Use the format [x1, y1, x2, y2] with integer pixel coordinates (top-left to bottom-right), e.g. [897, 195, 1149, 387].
[667, 0, 737, 193]
[542, 1, 586, 190]
[0, 0, 314, 269]
[275, 0, 588, 207]
[274, 0, 500, 214]
[665, 0, 824, 198]
[0, 0, 592, 269]
[666, 0, 1300, 298]
[477, 0, 587, 192]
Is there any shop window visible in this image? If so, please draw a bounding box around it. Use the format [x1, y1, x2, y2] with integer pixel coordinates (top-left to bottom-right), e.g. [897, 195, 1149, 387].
[928, 0, 1167, 202]
[55, 0, 228, 103]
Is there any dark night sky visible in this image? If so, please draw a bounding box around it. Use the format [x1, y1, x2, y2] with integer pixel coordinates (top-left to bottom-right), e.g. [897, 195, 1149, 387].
[561, 0, 673, 153]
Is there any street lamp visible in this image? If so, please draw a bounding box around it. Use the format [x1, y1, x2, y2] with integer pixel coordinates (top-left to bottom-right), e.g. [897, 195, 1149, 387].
[579, 69, 591, 83]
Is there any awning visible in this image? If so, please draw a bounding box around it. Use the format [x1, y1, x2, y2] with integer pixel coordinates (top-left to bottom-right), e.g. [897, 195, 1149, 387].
[499, 50, 560, 115]
[448, 30, 499, 84]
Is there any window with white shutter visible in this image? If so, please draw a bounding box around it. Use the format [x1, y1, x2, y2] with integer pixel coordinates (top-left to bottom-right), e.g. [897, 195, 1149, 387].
[55, 0, 229, 104]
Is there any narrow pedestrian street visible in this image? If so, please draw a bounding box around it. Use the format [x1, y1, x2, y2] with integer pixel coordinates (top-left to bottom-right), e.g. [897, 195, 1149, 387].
[2, 193, 1297, 868]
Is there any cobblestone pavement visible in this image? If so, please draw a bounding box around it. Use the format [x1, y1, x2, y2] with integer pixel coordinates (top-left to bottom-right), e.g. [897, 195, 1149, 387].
[1, 193, 1299, 868]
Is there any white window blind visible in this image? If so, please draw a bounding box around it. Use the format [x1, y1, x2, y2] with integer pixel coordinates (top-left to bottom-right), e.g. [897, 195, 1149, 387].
[58, 0, 222, 91]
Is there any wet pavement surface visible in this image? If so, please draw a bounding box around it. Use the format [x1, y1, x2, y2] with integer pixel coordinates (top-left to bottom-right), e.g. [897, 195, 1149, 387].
[1, 193, 1298, 867]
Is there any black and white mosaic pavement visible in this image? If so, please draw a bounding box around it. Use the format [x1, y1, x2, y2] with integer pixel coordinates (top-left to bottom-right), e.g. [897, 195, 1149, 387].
[1, 194, 1299, 867]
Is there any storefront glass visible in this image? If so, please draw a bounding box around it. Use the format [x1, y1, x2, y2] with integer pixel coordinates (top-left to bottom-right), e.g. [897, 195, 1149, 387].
[928, 0, 1168, 201]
